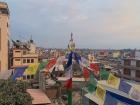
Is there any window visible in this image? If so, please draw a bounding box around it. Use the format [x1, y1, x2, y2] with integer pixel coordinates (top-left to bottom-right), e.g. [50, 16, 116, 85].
[15, 59, 20, 61]
[136, 60, 140, 67]
[31, 75, 34, 79]
[15, 51, 21, 53]
[23, 51, 26, 55]
[124, 60, 131, 66]
[7, 22, 9, 28]
[31, 59, 34, 63]
[0, 8, 9, 15]
[23, 76, 26, 80]
[136, 70, 140, 78]
[23, 59, 26, 63]
[27, 59, 30, 63]
[123, 68, 131, 75]
[131, 60, 136, 66]
[27, 75, 30, 79]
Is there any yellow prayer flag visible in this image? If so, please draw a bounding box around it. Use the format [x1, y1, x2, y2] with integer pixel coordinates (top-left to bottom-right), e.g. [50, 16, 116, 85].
[24, 63, 39, 75]
[107, 73, 120, 89]
[96, 84, 106, 100]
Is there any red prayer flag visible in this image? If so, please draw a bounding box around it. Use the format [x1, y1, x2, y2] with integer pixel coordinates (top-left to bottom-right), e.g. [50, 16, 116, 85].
[83, 67, 90, 80]
[65, 78, 72, 90]
[46, 58, 56, 72]
[90, 63, 100, 76]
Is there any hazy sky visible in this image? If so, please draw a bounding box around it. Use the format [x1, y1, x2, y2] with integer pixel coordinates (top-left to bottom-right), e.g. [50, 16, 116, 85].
[4, 0, 140, 49]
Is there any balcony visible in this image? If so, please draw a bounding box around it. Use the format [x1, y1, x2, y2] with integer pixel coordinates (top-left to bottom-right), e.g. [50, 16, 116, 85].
[120, 65, 140, 70]
[0, 8, 9, 15]
[22, 53, 38, 58]
[119, 74, 140, 82]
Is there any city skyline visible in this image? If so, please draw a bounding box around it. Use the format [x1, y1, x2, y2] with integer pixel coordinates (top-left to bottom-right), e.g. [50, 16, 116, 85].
[4, 0, 140, 49]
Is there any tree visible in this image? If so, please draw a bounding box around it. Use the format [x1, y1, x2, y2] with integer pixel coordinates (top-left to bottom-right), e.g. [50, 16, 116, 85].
[0, 80, 32, 105]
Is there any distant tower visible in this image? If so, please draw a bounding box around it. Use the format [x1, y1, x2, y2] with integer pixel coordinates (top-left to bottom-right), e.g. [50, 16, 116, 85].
[29, 36, 36, 54]
[68, 33, 75, 51]
[0, 2, 9, 71]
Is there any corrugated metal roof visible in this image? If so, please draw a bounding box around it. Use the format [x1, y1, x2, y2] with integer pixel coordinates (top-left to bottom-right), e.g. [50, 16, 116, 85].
[27, 89, 51, 105]
[58, 77, 85, 82]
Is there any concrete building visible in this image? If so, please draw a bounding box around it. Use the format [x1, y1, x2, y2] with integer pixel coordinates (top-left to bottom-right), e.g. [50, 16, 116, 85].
[11, 39, 38, 68]
[0, 2, 9, 71]
[135, 50, 140, 58]
[96, 50, 108, 58]
[122, 50, 135, 58]
[50, 49, 65, 58]
[112, 50, 121, 58]
[120, 58, 140, 82]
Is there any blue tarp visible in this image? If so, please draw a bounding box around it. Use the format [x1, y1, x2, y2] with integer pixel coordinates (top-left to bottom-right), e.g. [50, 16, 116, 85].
[12, 66, 28, 81]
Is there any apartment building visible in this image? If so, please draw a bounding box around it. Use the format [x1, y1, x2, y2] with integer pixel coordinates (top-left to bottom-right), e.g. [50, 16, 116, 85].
[11, 39, 38, 68]
[120, 58, 140, 82]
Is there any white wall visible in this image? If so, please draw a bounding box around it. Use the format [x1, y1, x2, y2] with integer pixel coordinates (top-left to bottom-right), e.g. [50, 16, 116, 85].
[131, 70, 136, 78]
[131, 60, 136, 66]
[135, 51, 140, 58]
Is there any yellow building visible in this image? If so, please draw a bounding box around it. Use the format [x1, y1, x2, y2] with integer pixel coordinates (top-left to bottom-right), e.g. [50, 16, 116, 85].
[12, 40, 38, 68]
[113, 50, 121, 58]
[0, 2, 9, 71]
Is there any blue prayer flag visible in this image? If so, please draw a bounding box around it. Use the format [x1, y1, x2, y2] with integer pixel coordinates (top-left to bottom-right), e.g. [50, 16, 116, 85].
[74, 52, 81, 64]
[119, 79, 132, 94]
[12, 66, 28, 80]
[104, 91, 118, 105]
[65, 52, 73, 69]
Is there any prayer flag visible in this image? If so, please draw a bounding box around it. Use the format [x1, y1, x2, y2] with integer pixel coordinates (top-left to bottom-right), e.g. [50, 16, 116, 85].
[74, 52, 81, 64]
[129, 87, 140, 101]
[46, 58, 56, 72]
[104, 91, 118, 105]
[65, 52, 73, 105]
[90, 63, 100, 75]
[38, 60, 48, 70]
[24, 63, 39, 75]
[96, 84, 106, 100]
[83, 67, 90, 80]
[119, 79, 132, 94]
[87, 74, 97, 93]
[107, 73, 120, 89]
[67, 90, 72, 105]
[12, 66, 28, 80]
[80, 57, 89, 67]
[100, 68, 109, 80]
[65, 78, 72, 90]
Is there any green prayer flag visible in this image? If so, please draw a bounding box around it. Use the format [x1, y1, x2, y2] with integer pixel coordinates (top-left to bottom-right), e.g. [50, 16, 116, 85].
[100, 69, 109, 80]
[87, 74, 97, 93]
[67, 90, 72, 105]
[88, 83, 97, 93]
[34, 60, 48, 80]
[38, 60, 48, 70]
